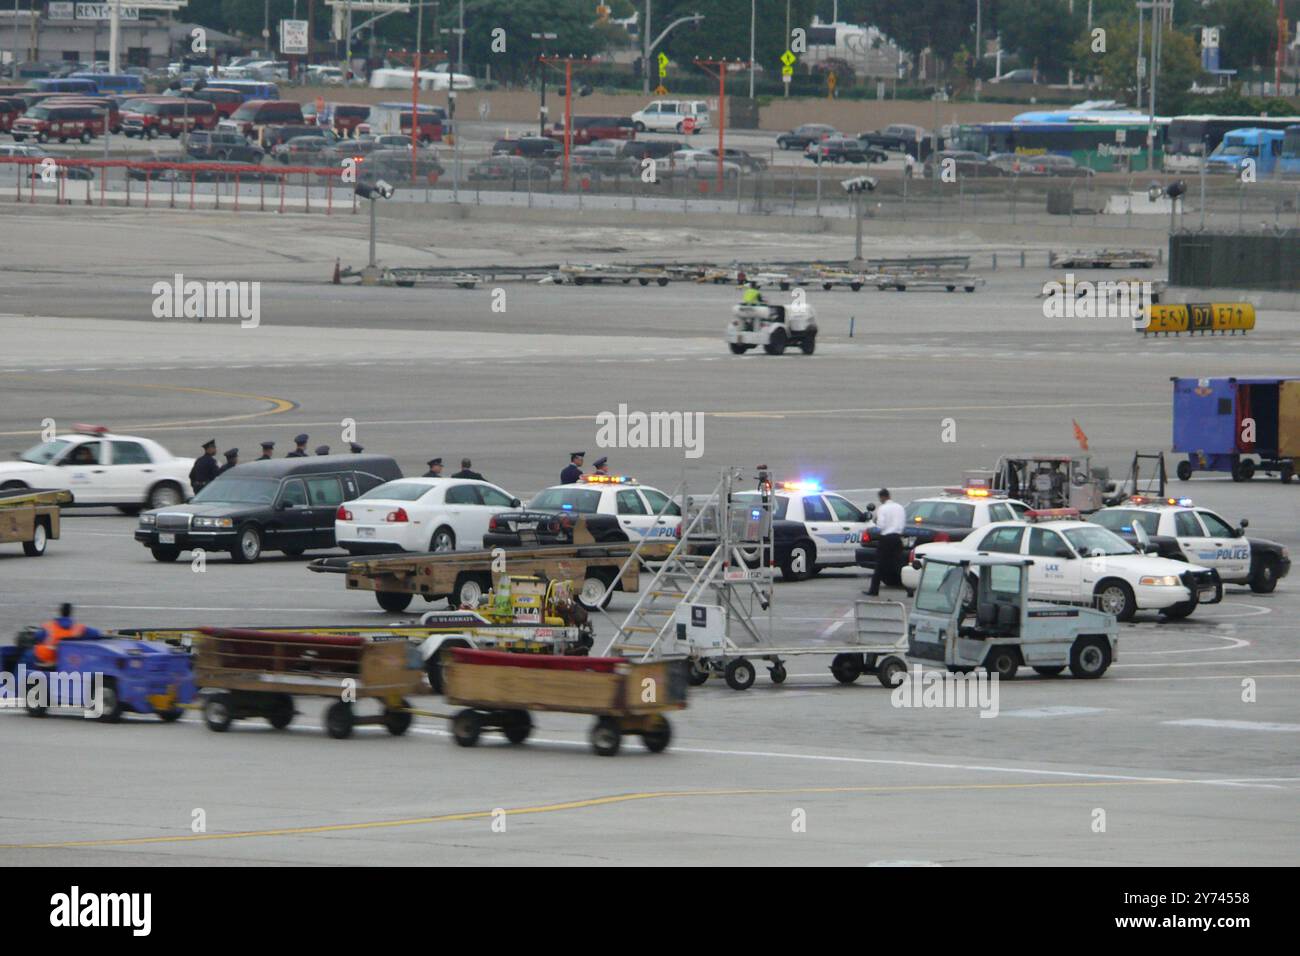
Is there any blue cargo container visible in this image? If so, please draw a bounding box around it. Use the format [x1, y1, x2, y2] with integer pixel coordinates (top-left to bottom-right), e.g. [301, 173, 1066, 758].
[1171, 376, 1300, 482]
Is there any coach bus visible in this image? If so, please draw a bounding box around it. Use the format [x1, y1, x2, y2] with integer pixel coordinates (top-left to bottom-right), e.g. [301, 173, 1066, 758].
[1281, 125, 1300, 176]
[951, 116, 1167, 172]
[1165, 114, 1300, 171]
[69, 72, 145, 95]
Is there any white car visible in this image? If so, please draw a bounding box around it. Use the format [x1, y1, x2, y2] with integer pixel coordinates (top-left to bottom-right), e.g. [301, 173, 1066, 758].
[0, 425, 193, 513]
[515, 476, 682, 542]
[668, 149, 739, 179]
[904, 517, 1223, 621]
[733, 480, 874, 580]
[631, 99, 710, 134]
[335, 477, 521, 555]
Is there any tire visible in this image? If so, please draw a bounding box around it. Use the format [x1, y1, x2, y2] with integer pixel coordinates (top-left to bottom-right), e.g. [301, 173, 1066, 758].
[590, 716, 622, 756]
[1176, 460, 1193, 481]
[151, 546, 181, 562]
[769, 663, 787, 684]
[763, 328, 787, 355]
[799, 333, 816, 355]
[430, 527, 456, 552]
[230, 524, 262, 563]
[724, 657, 756, 690]
[1231, 458, 1255, 482]
[641, 714, 671, 753]
[376, 590, 413, 613]
[577, 573, 613, 610]
[633, 121, 646, 132]
[877, 656, 908, 688]
[156, 707, 184, 722]
[452, 709, 483, 747]
[453, 573, 488, 608]
[80, 130, 91, 144]
[1032, 665, 1065, 677]
[1094, 579, 1136, 622]
[22, 521, 47, 557]
[384, 702, 413, 736]
[147, 482, 184, 509]
[503, 710, 532, 744]
[831, 653, 863, 684]
[850, 282, 862, 291]
[203, 693, 234, 732]
[324, 701, 354, 739]
[729, 342, 749, 354]
[36, 131, 47, 144]
[686, 659, 710, 686]
[983, 646, 1020, 680]
[1281, 462, 1294, 484]
[1249, 558, 1279, 594]
[147, 127, 157, 140]
[780, 541, 815, 581]
[266, 694, 294, 729]
[1069, 636, 1112, 679]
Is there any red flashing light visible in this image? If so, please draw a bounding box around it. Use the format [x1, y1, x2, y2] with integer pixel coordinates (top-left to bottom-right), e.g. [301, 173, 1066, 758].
[934, 531, 951, 543]
[72, 423, 110, 435]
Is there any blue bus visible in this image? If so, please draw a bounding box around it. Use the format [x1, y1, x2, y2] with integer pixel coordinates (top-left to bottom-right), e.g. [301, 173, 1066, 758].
[70, 72, 145, 94]
[1204, 128, 1285, 176]
[1281, 125, 1300, 176]
[1165, 114, 1300, 171]
[32, 77, 98, 95]
[952, 116, 1166, 172]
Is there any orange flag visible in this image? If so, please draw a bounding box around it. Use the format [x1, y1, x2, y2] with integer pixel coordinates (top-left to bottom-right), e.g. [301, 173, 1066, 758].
[1072, 419, 1089, 451]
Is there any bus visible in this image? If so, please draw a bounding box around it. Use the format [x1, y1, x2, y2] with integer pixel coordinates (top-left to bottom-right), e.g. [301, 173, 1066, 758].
[1204, 128, 1285, 176]
[951, 117, 1167, 172]
[69, 72, 145, 95]
[199, 80, 280, 101]
[1281, 125, 1300, 176]
[1165, 114, 1300, 171]
[31, 77, 98, 95]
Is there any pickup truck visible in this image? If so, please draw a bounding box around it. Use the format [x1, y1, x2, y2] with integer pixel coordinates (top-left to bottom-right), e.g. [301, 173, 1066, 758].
[0, 488, 70, 556]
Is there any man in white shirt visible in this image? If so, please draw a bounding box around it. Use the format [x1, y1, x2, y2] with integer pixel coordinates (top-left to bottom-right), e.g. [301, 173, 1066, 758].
[866, 487, 906, 596]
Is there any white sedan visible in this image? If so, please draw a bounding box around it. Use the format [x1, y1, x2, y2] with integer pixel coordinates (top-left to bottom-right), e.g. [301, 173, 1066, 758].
[666, 149, 741, 179]
[0, 425, 193, 513]
[335, 477, 520, 555]
[903, 518, 1222, 621]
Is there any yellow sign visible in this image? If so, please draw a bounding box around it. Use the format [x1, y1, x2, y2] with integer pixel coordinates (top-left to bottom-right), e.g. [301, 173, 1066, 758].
[780, 50, 795, 67]
[1139, 303, 1255, 336]
[781, 65, 793, 76]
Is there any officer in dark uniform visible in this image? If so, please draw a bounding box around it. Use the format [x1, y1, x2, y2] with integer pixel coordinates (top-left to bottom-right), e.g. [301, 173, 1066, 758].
[452, 458, 484, 480]
[591, 456, 610, 476]
[216, 448, 239, 475]
[349, 443, 364, 454]
[560, 452, 584, 484]
[188, 439, 219, 494]
[286, 434, 309, 458]
[422, 458, 443, 478]
[315, 444, 331, 456]
[257, 441, 275, 461]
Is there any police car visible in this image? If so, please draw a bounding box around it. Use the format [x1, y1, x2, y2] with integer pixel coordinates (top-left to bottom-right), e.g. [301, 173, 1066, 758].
[483, 475, 681, 548]
[732, 480, 875, 581]
[0, 424, 193, 513]
[1091, 496, 1290, 594]
[856, 484, 1030, 570]
[904, 509, 1222, 621]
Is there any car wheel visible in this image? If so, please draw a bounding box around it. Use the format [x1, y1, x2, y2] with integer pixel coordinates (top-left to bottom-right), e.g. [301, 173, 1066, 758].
[453, 573, 489, 608]
[831, 653, 863, 684]
[1069, 636, 1112, 679]
[79, 130, 91, 144]
[147, 482, 183, 509]
[578, 573, 613, 610]
[780, 541, 814, 580]
[22, 521, 48, 557]
[633, 121, 646, 132]
[151, 546, 181, 562]
[430, 527, 456, 552]
[203, 693, 234, 732]
[1176, 460, 1193, 481]
[383, 703, 413, 736]
[1249, 558, 1279, 594]
[799, 332, 816, 355]
[96, 679, 124, 723]
[1094, 579, 1136, 621]
[764, 327, 788, 356]
[230, 524, 262, 563]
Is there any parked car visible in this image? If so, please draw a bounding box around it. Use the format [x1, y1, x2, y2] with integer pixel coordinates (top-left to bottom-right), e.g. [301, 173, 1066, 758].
[273, 134, 341, 164]
[1038, 153, 1095, 178]
[219, 98, 304, 143]
[120, 97, 217, 139]
[805, 136, 886, 165]
[185, 129, 264, 163]
[922, 150, 1008, 178]
[10, 102, 106, 143]
[491, 136, 562, 164]
[621, 139, 683, 163]
[777, 124, 838, 150]
[468, 155, 552, 182]
[356, 147, 444, 182]
[667, 148, 740, 179]
[546, 114, 636, 145]
[990, 68, 1037, 84]
[707, 146, 767, 171]
[631, 99, 709, 134]
[335, 477, 521, 555]
[860, 123, 929, 154]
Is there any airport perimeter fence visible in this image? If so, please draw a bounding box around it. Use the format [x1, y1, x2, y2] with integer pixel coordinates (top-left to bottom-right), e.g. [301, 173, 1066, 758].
[6, 155, 1300, 236]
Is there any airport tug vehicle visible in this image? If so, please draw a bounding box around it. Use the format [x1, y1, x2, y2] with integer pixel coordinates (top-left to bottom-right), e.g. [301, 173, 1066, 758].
[727, 298, 818, 355]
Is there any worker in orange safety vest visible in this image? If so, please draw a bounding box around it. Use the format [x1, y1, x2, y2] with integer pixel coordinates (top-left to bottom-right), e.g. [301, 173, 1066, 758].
[32, 603, 100, 666]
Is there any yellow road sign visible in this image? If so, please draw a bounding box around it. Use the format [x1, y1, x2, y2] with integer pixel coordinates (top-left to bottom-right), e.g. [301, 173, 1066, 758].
[780, 50, 795, 67]
[781, 65, 793, 76]
[657, 52, 669, 66]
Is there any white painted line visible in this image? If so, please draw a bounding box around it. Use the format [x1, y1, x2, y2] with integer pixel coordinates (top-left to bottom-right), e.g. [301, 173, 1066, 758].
[1000, 706, 1110, 718]
[1163, 718, 1300, 733]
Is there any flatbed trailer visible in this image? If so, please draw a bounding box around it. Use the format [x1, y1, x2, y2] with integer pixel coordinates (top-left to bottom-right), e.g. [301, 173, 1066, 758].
[874, 271, 985, 292]
[1050, 249, 1156, 269]
[309, 538, 674, 613]
[0, 488, 70, 557]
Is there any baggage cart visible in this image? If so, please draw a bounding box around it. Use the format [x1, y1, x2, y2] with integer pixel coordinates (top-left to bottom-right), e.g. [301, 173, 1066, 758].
[1171, 376, 1300, 482]
[0, 488, 70, 556]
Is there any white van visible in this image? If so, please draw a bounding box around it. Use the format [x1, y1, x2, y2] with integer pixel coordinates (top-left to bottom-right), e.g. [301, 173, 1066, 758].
[631, 99, 710, 134]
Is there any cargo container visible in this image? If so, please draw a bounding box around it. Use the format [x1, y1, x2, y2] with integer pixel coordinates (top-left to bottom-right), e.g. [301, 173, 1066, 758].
[1171, 376, 1300, 482]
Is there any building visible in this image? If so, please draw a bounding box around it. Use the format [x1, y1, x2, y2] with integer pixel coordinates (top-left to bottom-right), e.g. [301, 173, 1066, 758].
[3, 3, 179, 71]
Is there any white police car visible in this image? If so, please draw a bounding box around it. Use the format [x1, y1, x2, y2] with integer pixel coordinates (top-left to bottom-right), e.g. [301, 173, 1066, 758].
[733, 479, 874, 580]
[1091, 496, 1290, 593]
[856, 484, 1031, 570]
[0, 424, 193, 513]
[904, 509, 1222, 621]
[492, 474, 682, 544]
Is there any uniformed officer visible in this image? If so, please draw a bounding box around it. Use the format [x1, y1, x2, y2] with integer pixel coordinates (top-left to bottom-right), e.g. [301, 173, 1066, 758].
[349, 443, 364, 454]
[286, 434, 309, 458]
[188, 439, 219, 494]
[866, 488, 905, 596]
[315, 444, 331, 456]
[257, 441, 275, 461]
[422, 457, 443, 478]
[591, 456, 610, 476]
[217, 448, 239, 475]
[560, 452, 584, 484]
[452, 458, 484, 480]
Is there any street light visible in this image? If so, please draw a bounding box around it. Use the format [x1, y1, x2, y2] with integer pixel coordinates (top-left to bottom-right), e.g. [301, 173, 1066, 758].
[842, 175, 877, 263]
[356, 178, 395, 280]
[531, 31, 558, 136]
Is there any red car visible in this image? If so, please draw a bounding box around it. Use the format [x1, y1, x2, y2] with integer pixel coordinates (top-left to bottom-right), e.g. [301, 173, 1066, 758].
[220, 99, 305, 142]
[45, 96, 122, 134]
[546, 115, 635, 146]
[11, 102, 106, 143]
[188, 87, 246, 118]
[120, 98, 218, 139]
[0, 96, 23, 133]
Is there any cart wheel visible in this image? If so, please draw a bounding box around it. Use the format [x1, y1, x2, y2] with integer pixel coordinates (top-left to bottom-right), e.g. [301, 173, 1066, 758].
[768, 663, 787, 684]
[1069, 636, 1112, 679]
[983, 646, 1020, 680]
[324, 701, 355, 739]
[1231, 458, 1255, 482]
[686, 659, 711, 686]
[156, 707, 184, 722]
[877, 656, 908, 688]
[266, 694, 294, 729]
[204, 693, 234, 732]
[723, 657, 756, 691]
[641, 714, 672, 753]
[503, 710, 532, 744]
[830, 653, 862, 684]
[452, 708, 483, 747]
[1280, 462, 1294, 484]
[1175, 460, 1192, 481]
[384, 701, 413, 736]
[590, 716, 622, 756]
[1032, 666, 1065, 677]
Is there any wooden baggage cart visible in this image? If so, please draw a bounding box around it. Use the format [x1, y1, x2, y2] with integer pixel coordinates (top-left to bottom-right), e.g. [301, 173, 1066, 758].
[0, 488, 70, 557]
[194, 626, 425, 739]
[443, 648, 687, 756]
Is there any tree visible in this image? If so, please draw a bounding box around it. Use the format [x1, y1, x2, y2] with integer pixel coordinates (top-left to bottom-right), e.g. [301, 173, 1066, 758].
[851, 0, 975, 80]
[651, 0, 819, 76]
[1081, 19, 1202, 114]
[1201, 0, 1278, 72]
[457, 0, 606, 84]
[996, 0, 1086, 81]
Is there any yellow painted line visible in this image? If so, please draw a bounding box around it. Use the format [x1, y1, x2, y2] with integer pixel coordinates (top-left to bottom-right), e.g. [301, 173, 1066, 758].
[0, 377, 296, 437]
[2, 779, 1176, 851]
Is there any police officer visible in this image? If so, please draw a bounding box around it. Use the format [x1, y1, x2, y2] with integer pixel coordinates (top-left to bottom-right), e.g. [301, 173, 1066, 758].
[452, 458, 484, 480]
[32, 603, 101, 667]
[866, 488, 905, 596]
[286, 434, 309, 458]
[349, 443, 364, 454]
[189, 439, 219, 494]
[217, 448, 239, 475]
[591, 456, 610, 476]
[422, 457, 444, 478]
[257, 441, 275, 461]
[315, 444, 331, 456]
[560, 452, 584, 485]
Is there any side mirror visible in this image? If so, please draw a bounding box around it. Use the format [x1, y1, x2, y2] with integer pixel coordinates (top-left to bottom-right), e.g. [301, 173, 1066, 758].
[865, 502, 876, 513]
[1238, 518, 1249, 535]
[511, 498, 521, 508]
[1055, 548, 1074, 559]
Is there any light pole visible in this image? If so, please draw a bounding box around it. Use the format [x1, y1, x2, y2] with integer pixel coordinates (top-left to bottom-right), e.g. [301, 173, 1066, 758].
[531, 31, 557, 136]
[748, 0, 755, 98]
[842, 175, 877, 264]
[356, 178, 394, 282]
[642, 0, 652, 95]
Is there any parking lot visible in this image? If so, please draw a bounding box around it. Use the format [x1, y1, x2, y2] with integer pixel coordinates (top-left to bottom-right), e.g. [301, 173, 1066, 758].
[1, 207, 1297, 866]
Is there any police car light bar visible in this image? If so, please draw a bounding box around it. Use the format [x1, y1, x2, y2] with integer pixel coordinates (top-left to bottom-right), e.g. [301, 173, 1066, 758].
[943, 486, 998, 498]
[579, 474, 636, 484]
[72, 424, 110, 435]
[1024, 508, 1081, 521]
[779, 479, 822, 492]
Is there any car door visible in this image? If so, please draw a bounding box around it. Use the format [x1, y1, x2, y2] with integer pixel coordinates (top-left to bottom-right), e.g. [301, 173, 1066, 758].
[441, 483, 483, 549]
[640, 487, 681, 539]
[271, 478, 314, 550]
[55, 440, 108, 503]
[799, 494, 842, 561]
[615, 488, 656, 538]
[1024, 527, 1084, 601]
[976, 525, 1026, 555]
[465, 483, 516, 548]
[825, 494, 869, 562]
[106, 439, 155, 503]
[1191, 509, 1251, 580]
[303, 475, 345, 547]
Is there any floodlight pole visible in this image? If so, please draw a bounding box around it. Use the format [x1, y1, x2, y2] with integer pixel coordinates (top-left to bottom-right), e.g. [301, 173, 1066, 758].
[695, 58, 744, 193]
[541, 55, 593, 191]
[369, 196, 377, 267]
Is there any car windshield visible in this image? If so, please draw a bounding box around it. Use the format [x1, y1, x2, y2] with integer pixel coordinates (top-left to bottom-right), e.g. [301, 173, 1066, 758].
[192, 476, 279, 504]
[26, 106, 52, 119]
[1091, 509, 1160, 536]
[19, 439, 70, 463]
[1062, 526, 1134, 556]
[359, 481, 435, 502]
[529, 487, 602, 513]
[905, 500, 975, 528]
[916, 561, 966, 614]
